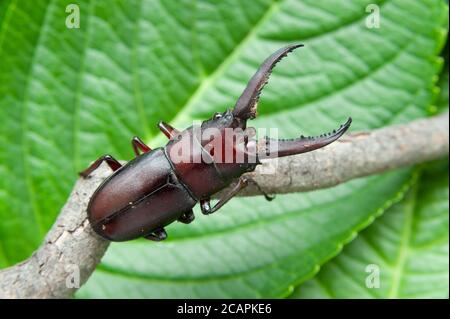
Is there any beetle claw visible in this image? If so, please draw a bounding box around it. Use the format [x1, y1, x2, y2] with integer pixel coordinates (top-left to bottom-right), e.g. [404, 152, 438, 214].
[145, 228, 167, 241]
[178, 209, 195, 224]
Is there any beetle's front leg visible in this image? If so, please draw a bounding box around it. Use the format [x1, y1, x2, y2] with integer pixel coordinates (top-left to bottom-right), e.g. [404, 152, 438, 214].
[200, 177, 249, 215]
[131, 136, 151, 156]
[79, 155, 122, 178]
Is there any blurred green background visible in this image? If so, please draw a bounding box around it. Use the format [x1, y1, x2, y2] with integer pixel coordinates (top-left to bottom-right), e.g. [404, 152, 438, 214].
[0, 0, 448, 298]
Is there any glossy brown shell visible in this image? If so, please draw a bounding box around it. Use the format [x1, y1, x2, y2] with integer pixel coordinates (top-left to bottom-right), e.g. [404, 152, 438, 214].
[87, 148, 196, 241]
[165, 123, 257, 200]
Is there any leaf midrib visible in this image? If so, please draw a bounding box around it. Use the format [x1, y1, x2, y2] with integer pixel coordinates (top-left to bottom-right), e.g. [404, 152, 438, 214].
[72, 0, 95, 172]
[20, 0, 55, 239]
[131, 0, 151, 141]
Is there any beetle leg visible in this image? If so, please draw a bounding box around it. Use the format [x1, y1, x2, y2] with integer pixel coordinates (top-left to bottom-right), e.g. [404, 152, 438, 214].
[145, 228, 167, 241]
[178, 209, 195, 224]
[200, 200, 212, 215]
[158, 121, 180, 139]
[246, 177, 275, 201]
[131, 136, 151, 156]
[79, 155, 122, 178]
[200, 177, 249, 215]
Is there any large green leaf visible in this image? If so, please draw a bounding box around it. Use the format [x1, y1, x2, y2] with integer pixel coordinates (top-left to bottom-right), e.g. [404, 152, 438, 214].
[0, 0, 447, 297]
[436, 65, 449, 112]
[291, 160, 449, 298]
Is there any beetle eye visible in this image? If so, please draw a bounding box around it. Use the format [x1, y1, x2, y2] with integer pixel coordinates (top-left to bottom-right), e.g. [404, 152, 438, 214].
[213, 112, 223, 119]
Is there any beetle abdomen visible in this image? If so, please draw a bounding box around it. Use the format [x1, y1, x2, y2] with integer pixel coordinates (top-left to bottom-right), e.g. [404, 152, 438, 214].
[87, 148, 196, 241]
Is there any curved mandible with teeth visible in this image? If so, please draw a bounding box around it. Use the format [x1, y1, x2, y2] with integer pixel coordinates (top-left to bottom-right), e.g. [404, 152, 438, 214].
[232, 43, 304, 123]
[259, 117, 352, 158]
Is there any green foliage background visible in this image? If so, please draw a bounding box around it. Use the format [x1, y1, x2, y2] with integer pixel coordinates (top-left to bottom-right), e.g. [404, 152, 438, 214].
[0, 0, 448, 298]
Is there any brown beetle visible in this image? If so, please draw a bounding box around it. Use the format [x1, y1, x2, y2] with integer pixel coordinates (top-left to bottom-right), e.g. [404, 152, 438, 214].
[80, 44, 351, 242]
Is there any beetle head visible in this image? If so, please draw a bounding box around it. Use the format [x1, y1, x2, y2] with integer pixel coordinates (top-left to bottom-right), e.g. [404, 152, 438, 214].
[201, 109, 236, 131]
[200, 44, 351, 162]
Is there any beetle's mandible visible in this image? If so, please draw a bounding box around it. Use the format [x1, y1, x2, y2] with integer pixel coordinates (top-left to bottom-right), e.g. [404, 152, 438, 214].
[80, 44, 352, 242]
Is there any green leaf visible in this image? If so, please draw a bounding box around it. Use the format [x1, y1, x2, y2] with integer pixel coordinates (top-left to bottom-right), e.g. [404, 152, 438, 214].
[0, 0, 447, 297]
[435, 65, 449, 113]
[429, 36, 448, 115]
[291, 160, 449, 298]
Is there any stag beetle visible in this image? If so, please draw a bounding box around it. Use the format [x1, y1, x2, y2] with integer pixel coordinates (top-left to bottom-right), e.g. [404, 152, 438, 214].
[80, 44, 352, 242]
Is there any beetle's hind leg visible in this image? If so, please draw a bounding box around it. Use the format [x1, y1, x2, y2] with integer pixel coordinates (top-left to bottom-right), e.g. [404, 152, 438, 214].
[131, 136, 151, 156]
[79, 155, 122, 178]
[145, 228, 167, 241]
[178, 209, 195, 224]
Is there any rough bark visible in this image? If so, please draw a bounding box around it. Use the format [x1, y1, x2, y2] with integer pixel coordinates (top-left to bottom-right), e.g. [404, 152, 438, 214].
[0, 172, 110, 298]
[235, 112, 449, 196]
[0, 113, 448, 298]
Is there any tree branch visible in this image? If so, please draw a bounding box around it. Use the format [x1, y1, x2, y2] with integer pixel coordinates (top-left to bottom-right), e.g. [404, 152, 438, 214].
[234, 112, 449, 196]
[0, 113, 448, 298]
[0, 173, 109, 298]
